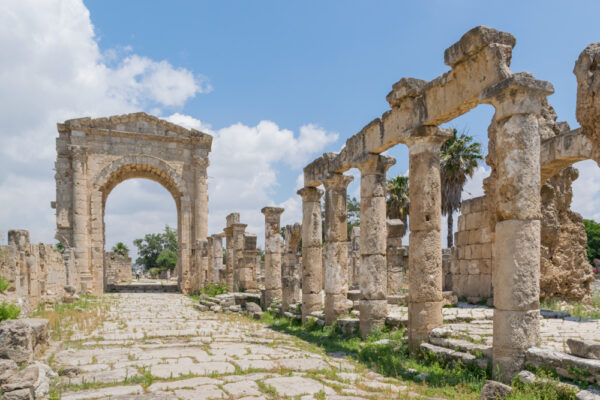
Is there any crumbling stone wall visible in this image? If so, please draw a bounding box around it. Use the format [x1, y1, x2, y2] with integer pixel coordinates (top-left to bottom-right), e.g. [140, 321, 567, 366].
[447, 197, 493, 302]
[103, 252, 132, 285]
[0, 230, 73, 314]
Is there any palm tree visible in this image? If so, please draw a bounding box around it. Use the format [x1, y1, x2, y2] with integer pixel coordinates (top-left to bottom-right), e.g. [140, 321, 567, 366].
[440, 129, 483, 248]
[386, 175, 410, 225]
[112, 242, 129, 258]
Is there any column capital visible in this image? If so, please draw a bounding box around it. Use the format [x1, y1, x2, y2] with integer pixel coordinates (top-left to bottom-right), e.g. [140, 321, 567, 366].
[231, 223, 247, 232]
[404, 126, 452, 148]
[322, 173, 354, 191]
[223, 226, 233, 237]
[356, 153, 396, 175]
[481, 72, 554, 119]
[226, 212, 240, 227]
[297, 186, 323, 202]
[261, 206, 284, 217]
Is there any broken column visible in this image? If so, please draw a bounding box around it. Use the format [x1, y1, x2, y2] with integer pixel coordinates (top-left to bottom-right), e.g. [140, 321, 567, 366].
[482, 73, 553, 382]
[232, 223, 247, 292]
[282, 223, 302, 314]
[242, 234, 259, 292]
[386, 219, 407, 296]
[357, 154, 395, 338]
[261, 207, 284, 307]
[406, 126, 451, 353]
[298, 187, 324, 322]
[323, 173, 353, 325]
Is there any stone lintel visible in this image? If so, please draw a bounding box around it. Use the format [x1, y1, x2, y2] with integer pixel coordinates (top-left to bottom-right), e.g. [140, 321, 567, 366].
[304, 26, 515, 182]
[386, 78, 428, 108]
[444, 26, 516, 67]
[261, 206, 284, 216]
[540, 128, 593, 184]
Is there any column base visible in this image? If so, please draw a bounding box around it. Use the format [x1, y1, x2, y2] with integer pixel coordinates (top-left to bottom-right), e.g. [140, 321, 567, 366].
[324, 293, 350, 325]
[408, 300, 443, 354]
[359, 299, 387, 339]
[302, 292, 323, 323]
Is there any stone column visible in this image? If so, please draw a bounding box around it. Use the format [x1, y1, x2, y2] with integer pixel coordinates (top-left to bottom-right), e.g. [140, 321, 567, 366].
[206, 236, 214, 286]
[481, 73, 553, 382]
[193, 156, 209, 242]
[242, 234, 259, 292]
[282, 223, 302, 314]
[323, 173, 353, 325]
[357, 154, 395, 338]
[406, 126, 451, 353]
[232, 223, 247, 292]
[224, 213, 240, 292]
[261, 207, 284, 307]
[298, 187, 324, 322]
[224, 227, 234, 291]
[211, 234, 224, 284]
[71, 146, 92, 293]
[349, 227, 360, 289]
[197, 239, 208, 291]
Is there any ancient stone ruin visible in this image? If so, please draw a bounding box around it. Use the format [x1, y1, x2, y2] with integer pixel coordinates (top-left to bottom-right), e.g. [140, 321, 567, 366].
[1, 26, 599, 395]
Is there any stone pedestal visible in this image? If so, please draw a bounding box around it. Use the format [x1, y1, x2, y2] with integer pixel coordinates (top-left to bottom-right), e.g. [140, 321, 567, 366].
[482, 73, 553, 382]
[261, 207, 284, 307]
[406, 126, 451, 353]
[357, 154, 395, 338]
[323, 173, 353, 325]
[298, 187, 324, 322]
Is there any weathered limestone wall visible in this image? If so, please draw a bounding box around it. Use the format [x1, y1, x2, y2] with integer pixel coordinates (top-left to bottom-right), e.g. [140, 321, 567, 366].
[0, 230, 74, 314]
[447, 197, 493, 302]
[103, 252, 132, 285]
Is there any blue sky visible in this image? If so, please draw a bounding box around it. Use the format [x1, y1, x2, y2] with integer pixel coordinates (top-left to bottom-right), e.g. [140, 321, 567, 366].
[1, 1, 599, 259]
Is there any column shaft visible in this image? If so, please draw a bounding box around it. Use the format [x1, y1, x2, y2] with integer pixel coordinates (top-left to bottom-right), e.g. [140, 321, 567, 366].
[406, 129, 449, 353]
[481, 74, 552, 382]
[232, 223, 247, 291]
[298, 187, 324, 322]
[261, 207, 284, 307]
[71, 147, 91, 293]
[358, 154, 395, 338]
[323, 174, 353, 325]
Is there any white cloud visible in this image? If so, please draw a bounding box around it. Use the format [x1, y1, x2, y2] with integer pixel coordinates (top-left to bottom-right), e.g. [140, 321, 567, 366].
[0, 0, 207, 244]
[166, 114, 338, 248]
[572, 160, 600, 221]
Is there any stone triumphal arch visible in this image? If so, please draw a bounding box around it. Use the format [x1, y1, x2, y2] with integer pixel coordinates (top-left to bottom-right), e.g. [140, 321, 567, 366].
[53, 112, 212, 295]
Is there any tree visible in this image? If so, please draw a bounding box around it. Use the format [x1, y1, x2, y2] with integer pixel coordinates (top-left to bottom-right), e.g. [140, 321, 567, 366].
[156, 249, 177, 271]
[386, 176, 410, 225]
[133, 225, 178, 272]
[346, 195, 360, 238]
[111, 242, 129, 257]
[584, 219, 600, 265]
[440, 129, 483, 248]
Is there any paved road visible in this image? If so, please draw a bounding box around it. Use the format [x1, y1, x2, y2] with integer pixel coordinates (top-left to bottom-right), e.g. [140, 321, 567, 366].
[53, 293, 432, 400]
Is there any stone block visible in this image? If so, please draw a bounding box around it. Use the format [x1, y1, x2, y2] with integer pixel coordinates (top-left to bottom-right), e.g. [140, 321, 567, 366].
[493, 219, 540, 311]
[0, 319, 49, 364]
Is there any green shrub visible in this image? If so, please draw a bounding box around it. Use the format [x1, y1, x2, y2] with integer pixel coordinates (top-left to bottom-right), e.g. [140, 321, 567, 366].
[201, 283, 228, 297]
[0, 275, 10, 293]
[0, 301, 21, 321]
